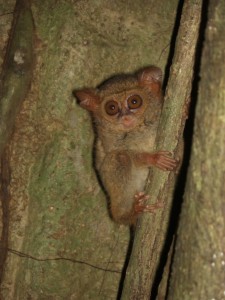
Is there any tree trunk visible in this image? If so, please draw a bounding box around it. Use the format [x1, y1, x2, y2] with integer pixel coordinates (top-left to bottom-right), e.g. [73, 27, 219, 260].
[168, 1, 225, 298]
[0, 0, 178, 298]
[121, 0, 202, 298]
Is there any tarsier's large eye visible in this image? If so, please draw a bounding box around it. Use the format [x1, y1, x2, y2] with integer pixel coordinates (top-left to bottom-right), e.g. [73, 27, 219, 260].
[127, 95, 143, 109]
[105, 100, 119, 115]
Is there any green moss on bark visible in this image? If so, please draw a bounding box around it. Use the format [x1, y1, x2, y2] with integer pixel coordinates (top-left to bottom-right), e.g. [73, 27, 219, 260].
[1, 0, 178, 298]
[0, 0, 34, 157]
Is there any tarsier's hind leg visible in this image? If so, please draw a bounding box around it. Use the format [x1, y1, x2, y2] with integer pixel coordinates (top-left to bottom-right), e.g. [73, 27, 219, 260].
[100, 151, 143, 225]
[100, 150, 178, 225]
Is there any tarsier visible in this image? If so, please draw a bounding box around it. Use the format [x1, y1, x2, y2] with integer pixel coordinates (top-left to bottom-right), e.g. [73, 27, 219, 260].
[74, 66, 178, 225]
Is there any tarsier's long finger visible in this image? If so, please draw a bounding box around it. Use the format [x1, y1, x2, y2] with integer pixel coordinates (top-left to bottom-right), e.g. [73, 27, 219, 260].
[157, 159, 178, 171]
[134, 191, 164, 214]
[142, 202, 164, 212]
[134, 192, 150, 203]
[157, 155, 179, 171]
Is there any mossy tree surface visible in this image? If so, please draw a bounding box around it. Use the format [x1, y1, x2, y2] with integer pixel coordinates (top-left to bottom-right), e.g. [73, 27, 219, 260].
[121, 0, 202, 298]
[0, 0, 178, 298]
[168, 1, 225, 299]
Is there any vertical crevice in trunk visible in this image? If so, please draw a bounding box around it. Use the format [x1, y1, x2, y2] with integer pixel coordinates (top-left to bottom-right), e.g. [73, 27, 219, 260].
[0, 149, 11, 285]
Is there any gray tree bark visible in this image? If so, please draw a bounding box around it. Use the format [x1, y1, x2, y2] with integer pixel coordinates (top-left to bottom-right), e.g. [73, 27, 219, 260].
[168, 1, 225, 298]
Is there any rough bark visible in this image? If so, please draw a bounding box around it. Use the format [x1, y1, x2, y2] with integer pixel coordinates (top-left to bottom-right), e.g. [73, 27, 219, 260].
[0, 0, 33, 284]
[168, 1, 225, 298]
[0, 1, 15, 71]
[0, 0, 34, 157]
[0, 2, 16, 261]
[0, 0, 178, 298]
[121, 0, 202, 299]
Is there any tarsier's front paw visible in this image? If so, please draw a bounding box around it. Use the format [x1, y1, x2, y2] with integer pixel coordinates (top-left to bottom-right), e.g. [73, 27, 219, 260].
[151, 151, 178, 171]
[134, 192, 163, 214]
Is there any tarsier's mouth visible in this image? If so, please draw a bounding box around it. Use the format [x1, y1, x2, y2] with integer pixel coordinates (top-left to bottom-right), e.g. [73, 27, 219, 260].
[120, 115, 136, 128]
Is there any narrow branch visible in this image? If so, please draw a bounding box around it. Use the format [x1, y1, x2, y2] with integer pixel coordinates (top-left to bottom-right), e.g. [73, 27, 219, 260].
[121, 0, 203, 299]
[168, 0, 225, 298]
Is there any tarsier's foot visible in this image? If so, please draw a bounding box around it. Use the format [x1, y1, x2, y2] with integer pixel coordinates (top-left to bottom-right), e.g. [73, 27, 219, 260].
[151, 151, 178, 171]
[134, 192, 163, 214]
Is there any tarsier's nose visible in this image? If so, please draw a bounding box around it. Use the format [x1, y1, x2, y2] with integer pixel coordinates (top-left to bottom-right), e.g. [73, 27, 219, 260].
[120, 103, 130, 116]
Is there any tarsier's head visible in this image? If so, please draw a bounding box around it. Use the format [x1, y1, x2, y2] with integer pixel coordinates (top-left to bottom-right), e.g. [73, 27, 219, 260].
[74, 66, 163, 132]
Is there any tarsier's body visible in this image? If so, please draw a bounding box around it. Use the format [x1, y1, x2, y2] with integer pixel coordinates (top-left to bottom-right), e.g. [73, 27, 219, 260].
[75, 67, 177, 225]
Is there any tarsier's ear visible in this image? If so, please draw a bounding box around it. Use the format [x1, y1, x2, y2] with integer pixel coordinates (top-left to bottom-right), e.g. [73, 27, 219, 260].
[137, 66, 163, 94]
[74, 88, 100, 112]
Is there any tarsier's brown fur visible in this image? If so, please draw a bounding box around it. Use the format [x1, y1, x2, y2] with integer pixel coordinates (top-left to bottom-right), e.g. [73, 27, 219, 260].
[75, 66, 178, 225]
